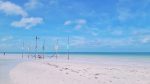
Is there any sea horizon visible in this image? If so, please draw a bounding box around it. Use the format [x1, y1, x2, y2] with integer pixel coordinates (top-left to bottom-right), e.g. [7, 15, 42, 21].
[1, 52, 150, 55]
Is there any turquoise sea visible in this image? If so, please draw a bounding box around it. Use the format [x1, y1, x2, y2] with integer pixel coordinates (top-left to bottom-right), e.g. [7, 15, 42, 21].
[0, 52, 150, 62]
[1, 52, 150, 59]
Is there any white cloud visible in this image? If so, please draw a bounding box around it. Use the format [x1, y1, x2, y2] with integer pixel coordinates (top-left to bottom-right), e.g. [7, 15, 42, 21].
[0, 43, 12, 50]
[0, 1, 27, 17]
[0, 1, 44, 29]
[1, 36, 13, 42]
[109, 27, 124, 36]
[86, 27, 100, 36]
[90, 32, 99, 36]
[64, 19, 87, 30]
[140, 35, 150, 44]
[75, 19, 87, 29]
[76, 19, 86, 25]
[132, 28, 150, 35]
[11, 17, 43, 29]
[89, 38, 135, 48]
[117, 8, 132, 21]
[69, 36, 135, 48]
[64, 20, 72, 25]
[116, 0, 150, 21]
[75, 25, 82, 30]
[25, 0, 42, 10]
[70, 36, 86, 47]
[116, 0, 133, 21]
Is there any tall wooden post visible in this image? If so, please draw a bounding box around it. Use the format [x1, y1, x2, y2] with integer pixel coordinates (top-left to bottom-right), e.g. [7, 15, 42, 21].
[55, 39, 59, 59]
[28, 47, 30, 59]
[22, 42, 24, 59]
[35, 36, 39, 59]
[42, 40, 45, 59]
[67, 36, 70, 60]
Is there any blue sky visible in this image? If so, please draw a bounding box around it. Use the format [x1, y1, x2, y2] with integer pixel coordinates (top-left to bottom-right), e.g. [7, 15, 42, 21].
[0, 0, 150, 52]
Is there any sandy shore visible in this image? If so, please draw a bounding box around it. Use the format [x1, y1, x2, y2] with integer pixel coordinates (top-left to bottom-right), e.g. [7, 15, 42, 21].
[10, 58, 150, 84]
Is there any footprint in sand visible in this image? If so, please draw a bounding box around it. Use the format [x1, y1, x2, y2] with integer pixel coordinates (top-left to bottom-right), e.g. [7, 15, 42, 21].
[66, 72, 69, 75]
[94, 73, 100, 76]
[70, 69, 79, 73]
[59, 69, 63, 71]
[94, 76, 98, 79]
[64, 68, 69, 70]
[93, 73, 100, 79]
[47, 63, 59, 68]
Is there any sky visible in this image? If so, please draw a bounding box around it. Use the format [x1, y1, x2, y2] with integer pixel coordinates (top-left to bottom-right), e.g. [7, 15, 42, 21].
[0, 0, 150, 52]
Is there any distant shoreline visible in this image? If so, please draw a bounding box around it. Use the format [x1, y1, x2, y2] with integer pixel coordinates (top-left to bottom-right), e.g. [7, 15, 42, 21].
[0, 52, 150, 55]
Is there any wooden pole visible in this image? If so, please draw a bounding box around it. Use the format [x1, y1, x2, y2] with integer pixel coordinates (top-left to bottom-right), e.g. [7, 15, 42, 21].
[55, 39, 59, 59]
[22, 41, 24, 59]
[35, 36, 39, 59]
[28, 47, 30, 59]
[42, 40, 45, 59]
[67, 36, 70, 60]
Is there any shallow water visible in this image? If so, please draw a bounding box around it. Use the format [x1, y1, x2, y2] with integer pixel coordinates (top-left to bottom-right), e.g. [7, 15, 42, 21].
[0, 59, 20, 84]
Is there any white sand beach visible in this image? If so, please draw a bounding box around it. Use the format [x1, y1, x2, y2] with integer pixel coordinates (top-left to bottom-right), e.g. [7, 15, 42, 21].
[8, 54, 150, 84]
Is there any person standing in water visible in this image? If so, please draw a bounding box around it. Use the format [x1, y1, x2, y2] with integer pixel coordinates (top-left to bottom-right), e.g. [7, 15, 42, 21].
[3, 52, 6, 56]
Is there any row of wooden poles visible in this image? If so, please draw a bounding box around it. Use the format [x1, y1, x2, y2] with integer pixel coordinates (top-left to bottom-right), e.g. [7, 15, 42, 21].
[21, 36, 70, 60]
